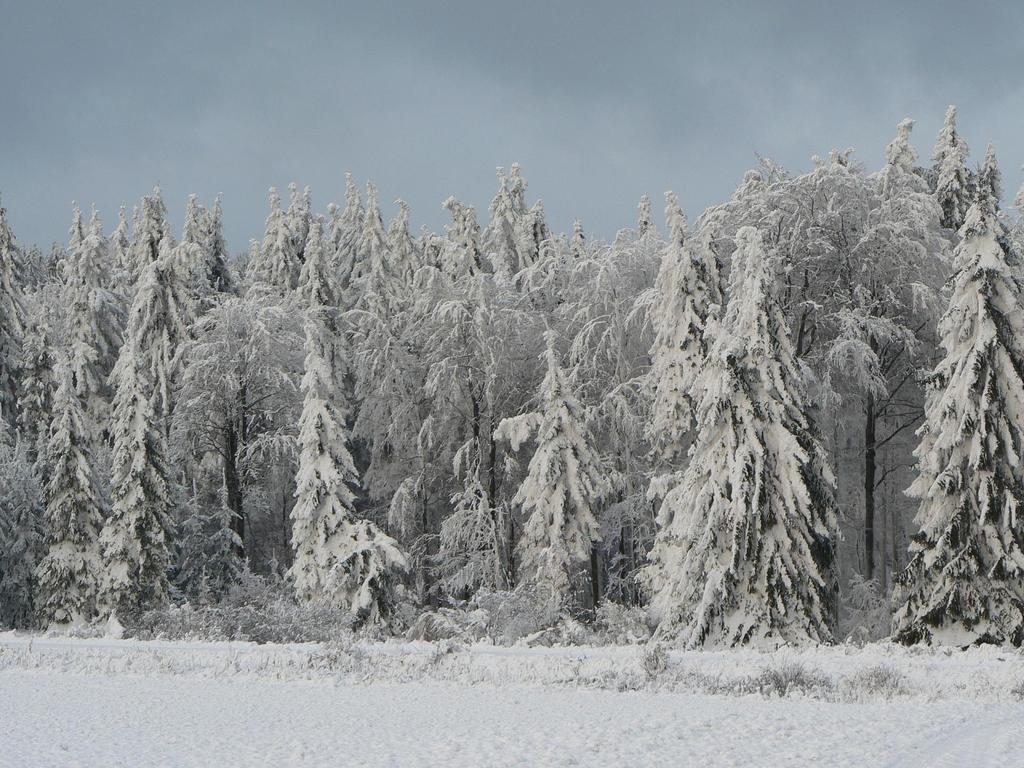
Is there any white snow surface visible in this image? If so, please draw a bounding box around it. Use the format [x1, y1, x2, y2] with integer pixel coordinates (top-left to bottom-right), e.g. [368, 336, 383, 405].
[2, 634, 1023, 767]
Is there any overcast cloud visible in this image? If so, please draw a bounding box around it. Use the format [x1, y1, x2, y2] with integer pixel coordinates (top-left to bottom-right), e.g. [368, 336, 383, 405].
[1, 0, 1021, 250]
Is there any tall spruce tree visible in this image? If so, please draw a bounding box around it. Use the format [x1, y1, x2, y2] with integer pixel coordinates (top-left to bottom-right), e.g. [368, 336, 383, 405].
[893, 188, 1024, 647]
[97, 337, 173, 616]
[644, 226, 837, 648]
[496, 333, 609, 606]
[35, 359, 105, 626]
[288, 306, 407, 624]
[933, 105, 972, 231]
[0, 205, 27, 422]
[645, 193, 721, 476]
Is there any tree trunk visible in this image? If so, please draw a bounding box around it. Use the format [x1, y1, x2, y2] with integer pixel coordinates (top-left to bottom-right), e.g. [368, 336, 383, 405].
[589, 545, 601, 610]
[864, 392, 876, 581]
[223, 423, 245, 559]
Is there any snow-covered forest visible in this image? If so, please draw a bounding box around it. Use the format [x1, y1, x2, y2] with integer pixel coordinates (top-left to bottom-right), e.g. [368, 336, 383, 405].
[2, 106, 1024, 650]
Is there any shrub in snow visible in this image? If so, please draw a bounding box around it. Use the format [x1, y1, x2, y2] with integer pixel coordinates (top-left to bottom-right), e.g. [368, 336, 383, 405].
[842, 664, 907, 700]
[839, 573, 892, 645]
[893, 188, 1024, 647]
[756, 661, 833, 698]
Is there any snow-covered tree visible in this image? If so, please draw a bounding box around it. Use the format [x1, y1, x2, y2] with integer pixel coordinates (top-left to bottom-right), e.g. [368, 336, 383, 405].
[355, 182, 390, 290]
[388, 200, 419, 288]
[329, 173, 363, 291]
[644, 226, 838, 648]
[637, 194, 653, 237]
[288, 310, 407, 624]
[0, 204, 27, 420]
[128, 237, 192, 428]
[286, 182, 312, 261]
[933, 105, 972, 231]
[64, 208, 124, 436]
[15, 316, 55, 465]
[893, 192, 1024, 647]
[441, 197, 482, 279]
[97, 338, 173, 616]
[977, 143, 1002, 208]
[109, 204, 132, 288]
[296, 217, 337, 309]
[436, 468, 503, 597]
[496, 333, 609, 606]
[570, 219, 586, 260]
[251, 187, 300, 292]
[35, 360, 105, 626]
[176, 488, 242, 603]
[205, 195, 235, 294]
[645, 193, 722, 474]
[0, 432, 44, 627]
[127, 186, 169, 285]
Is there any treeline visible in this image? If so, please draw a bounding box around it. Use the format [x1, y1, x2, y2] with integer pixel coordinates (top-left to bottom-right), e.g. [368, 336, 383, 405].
[0, 107, 1022, 647]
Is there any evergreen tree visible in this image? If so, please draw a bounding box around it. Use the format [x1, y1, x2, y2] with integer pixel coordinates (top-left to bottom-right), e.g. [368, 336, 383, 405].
[296, 217, 337, 309]
[176, 489, 242, 603]
[251, 187, 300, 292]
[128, 237, 192, 429]
[64, 208, 125, 436]
[15, 317, 55, 466]
[933, 105, 972, 231]
[484, 166, 529, 273]
[570, 219, 586, 260]
[645, 193, 721, 474]
[287, 310, 408, 624]
[0, 432, 45, 627]
[388, 199, 419, 288]
[355, 182, 390, 289]
[977, 143, 1002, 208]
[496, 333, 609, 605]
[441, 197, 482, 279]
[0, 204, 27, 421]
[637, 194, 653, 237]
[893, 192, 1024, 647]
[127, 186, 169, 285]
[110, 204, 132, 288]
[329, 172, 363, 290]
[97, 338, 173, 616]
[205, 195, 235, 294]
[644, 226, 837, 648]
[35, 360, 105, 626]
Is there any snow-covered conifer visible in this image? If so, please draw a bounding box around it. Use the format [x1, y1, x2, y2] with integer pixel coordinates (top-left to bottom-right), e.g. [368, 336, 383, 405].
[286, 182, 312, 260]
[645, 193, 721, 472]
[176, 489, 242, 603]
[355, 182, 390, 287]
[0, 204, 27, 419]
[0, 433, 44, 627]
[388, 199, 419, 287]
[127, 186, 169, 285]
[205, 195, 235, 294]
[570, 219, 586, 260]
[329, 173, 364, 289]
[64, 208, 124, 434]
[296, 217, 337, 309]
[644, 226, 837, 648]
[288, 311, 408, 624]
[35, 360, 105, 626]
[977, 143, 1002, 207]
[97, 336, 173, 616]
[441, 197, 482, 279]
[933, 105, 972, 230]
[251, 187, 300, 292]
[496, 333, 609, 605]
[637, 194, 653, 237]
[893, 192, 1024, 647]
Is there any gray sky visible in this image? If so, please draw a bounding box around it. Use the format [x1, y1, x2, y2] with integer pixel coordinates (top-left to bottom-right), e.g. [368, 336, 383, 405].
[2, 0, 1022, 251]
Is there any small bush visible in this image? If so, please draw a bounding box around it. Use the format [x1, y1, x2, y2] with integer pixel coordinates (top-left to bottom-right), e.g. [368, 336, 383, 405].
[1011, 679, 1024, 702]
[756, 661, 833, 698]
[641, 643, 669, 680]
[844, 663, 906, 699]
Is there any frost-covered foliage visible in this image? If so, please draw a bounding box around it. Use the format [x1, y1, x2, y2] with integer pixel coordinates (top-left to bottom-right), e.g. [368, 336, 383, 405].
[497, 333, 609, 607]
[893, 189, 1024, 647]
[0, 205, 27, 417]
[645, 192, 721, 471]
[35, 361, 105, 626]
[97, 338, 173, 617]
[176, 490, 243, 604]
[644, 227, 838, 648]
[288, 309, 408, 625]
[932, 105, 972, 231]
[0, 434, 44, 627]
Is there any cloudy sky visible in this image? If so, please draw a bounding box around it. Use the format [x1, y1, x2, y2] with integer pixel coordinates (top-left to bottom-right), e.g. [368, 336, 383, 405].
[1, 0, 1021, 250]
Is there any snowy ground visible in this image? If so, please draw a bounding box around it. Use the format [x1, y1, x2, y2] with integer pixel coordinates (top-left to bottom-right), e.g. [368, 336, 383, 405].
[2, 635, 1024, 767]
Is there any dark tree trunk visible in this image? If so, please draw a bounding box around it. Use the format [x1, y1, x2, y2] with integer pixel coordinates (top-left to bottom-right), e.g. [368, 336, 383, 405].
[589, 546, 601, 610]
[864, 392, 876, 581]
[224, 422, 245, 559]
